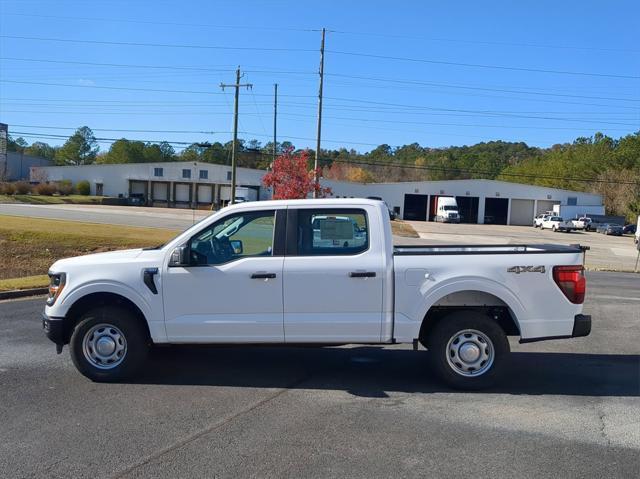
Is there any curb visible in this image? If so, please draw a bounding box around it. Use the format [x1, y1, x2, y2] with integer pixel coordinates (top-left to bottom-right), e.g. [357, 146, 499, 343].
[0, 288, 49, 301]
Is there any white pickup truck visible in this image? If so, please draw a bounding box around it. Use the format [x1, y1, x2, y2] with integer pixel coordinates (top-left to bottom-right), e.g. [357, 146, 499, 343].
[43, 199, 591, 389]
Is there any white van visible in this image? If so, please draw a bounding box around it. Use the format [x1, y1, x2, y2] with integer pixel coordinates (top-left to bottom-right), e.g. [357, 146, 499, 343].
[435, 197, 460, 223]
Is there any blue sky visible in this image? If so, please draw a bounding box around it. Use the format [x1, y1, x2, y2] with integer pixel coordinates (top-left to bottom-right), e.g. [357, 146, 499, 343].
[0, 0, 638, 153]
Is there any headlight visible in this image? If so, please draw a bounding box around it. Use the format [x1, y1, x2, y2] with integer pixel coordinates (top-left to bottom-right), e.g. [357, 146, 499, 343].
[47, 272, 66, 306]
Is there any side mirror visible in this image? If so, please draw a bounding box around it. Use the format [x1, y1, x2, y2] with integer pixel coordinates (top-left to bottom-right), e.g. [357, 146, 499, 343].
[230, 239, 243, 255]
[169, 245, 190, 267]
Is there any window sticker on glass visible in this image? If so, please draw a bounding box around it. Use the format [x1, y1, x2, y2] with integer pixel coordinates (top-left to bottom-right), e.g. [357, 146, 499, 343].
[318, 217, 355, 240]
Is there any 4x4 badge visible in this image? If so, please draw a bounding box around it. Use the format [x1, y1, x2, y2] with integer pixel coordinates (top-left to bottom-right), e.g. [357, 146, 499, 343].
[507, 266, 546, 274]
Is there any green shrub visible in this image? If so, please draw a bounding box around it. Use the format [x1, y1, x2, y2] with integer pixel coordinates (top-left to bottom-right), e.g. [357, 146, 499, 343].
[57, 179, 74, 196]
[76, 180, 91, 196]
[0, 182, 16, 195]
[34, 183, 57, 196]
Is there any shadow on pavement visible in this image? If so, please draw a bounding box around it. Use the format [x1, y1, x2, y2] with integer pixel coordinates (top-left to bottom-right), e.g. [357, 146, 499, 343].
[131, 346, 640, 397]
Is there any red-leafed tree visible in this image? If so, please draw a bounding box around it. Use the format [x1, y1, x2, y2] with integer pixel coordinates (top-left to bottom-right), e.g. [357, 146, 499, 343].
[262, 148, 331, 199]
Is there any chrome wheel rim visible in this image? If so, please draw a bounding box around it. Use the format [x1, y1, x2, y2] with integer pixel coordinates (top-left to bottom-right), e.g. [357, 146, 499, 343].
[446, 329, 494, 377]
[82, 323, 127, 369]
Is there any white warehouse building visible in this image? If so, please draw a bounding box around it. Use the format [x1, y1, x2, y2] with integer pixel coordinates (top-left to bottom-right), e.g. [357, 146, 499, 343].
[30, 161, 604, 225]
[322, 178, 604, 225]
[31, 161, 269, 208]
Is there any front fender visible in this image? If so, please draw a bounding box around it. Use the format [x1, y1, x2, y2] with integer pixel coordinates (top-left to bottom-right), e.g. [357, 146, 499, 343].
[50, 280, 153, 322]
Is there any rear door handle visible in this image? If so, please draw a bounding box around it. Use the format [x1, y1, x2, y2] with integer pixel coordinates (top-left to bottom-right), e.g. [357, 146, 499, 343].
[251, 272, 277, 279]
[349, 271, 376, 278]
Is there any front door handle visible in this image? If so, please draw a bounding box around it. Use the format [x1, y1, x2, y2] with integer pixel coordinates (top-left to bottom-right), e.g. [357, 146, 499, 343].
[251, 272, 277, 279]
[349, 271, 376, 278]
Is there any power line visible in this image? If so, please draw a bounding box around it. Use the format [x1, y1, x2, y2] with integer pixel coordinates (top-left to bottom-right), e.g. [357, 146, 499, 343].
[329, 29, 640, 54]
[10, 129, 640, 185]
[1, 13, 322, 33]
[0, 35, 315, 53]
[0, 57, 316, 76]
[0, 79, 315, 98]
[326, 73, 640, 102]
[327, 50, 640, 80]
[3, 35, 637, 79]
[323, 97, 640, 125]
[8, 125, 219, 134]
[277, 112, 638, 131]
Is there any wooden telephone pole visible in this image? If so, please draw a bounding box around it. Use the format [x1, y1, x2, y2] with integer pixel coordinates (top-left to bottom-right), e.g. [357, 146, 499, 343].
[313, 28, 326, 198]
[220, 67, 252, 205]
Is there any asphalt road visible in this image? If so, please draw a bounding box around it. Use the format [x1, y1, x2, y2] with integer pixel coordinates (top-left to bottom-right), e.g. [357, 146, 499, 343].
[0, 272, 638, 478]
[0, 203, 207, 231]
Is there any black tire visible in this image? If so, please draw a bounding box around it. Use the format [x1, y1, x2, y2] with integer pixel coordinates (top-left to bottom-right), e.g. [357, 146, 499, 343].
[69, 306, 150, 382]
[552, 225, 557, 232]
[426, 312, 509, 390]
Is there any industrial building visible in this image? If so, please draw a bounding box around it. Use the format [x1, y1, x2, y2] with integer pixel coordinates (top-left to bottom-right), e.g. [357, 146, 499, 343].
[323, 178, 604, 225]
[31, 161, 269, 208]
[2, 151, 53, 181]
[30, 161, 604, 225]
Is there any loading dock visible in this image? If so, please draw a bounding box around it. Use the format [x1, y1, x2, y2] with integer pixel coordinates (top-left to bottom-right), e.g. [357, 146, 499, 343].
[510, 199, 535, 226]
[484, 198, 509, 225]
[536, 200, 560, 215]
[151, 181, 170, 206]
[197, 184, 214, 205]
[403, 194, 428, 221]
[173, 182, 192, 207]
[128, 180, 148, 203]
[455, 196, 479, 223]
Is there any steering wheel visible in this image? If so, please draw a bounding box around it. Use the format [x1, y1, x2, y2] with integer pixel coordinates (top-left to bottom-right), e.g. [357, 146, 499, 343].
[210, 235, 234, 263]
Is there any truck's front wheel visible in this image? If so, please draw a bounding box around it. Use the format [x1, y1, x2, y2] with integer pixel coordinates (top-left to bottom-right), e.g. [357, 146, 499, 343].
[426, 312, 509, 390]
[69, 306, 149, 382]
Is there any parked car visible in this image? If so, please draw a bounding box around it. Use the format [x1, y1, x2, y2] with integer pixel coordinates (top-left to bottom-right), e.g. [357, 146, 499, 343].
[42, 199, 591, 390]
[597, 224, 623, 236]
[622, 224, 636, 235]
[541, 216, 574, 232]
[571, 217, 593, 231]
[533, 214, 551, 228]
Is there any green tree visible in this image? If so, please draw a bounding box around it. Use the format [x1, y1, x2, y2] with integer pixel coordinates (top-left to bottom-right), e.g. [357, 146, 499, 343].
[25, 141, 57, 160]
[55, 126, 98, 165]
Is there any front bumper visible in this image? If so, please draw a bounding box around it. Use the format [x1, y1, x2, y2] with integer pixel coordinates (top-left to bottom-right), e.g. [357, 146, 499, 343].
[520, 314, 591, 343]
[42, 313, 67, 351]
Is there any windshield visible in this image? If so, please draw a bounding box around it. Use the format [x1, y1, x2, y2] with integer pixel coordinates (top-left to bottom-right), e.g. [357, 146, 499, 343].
[443, 205, 458, 211]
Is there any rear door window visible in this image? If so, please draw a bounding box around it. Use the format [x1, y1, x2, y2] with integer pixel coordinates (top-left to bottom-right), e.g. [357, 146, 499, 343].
[296, 209, 368, 256]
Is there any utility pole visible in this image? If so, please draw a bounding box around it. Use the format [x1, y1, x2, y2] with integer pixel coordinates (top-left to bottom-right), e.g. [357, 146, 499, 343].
[273, 83, 278, 162]
[313, 27, 326, 198]
[220, 66, 252, 205]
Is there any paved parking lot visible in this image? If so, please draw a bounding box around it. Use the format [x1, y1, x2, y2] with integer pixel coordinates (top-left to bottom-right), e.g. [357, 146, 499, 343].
[1, 272, 638, 478]
[1, 203, 637, 271]
[405, 220, 639, 271]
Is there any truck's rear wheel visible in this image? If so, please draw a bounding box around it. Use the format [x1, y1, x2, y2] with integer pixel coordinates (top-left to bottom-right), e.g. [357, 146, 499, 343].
[426, 312, 509, 390]
[69, 306, 149, 382]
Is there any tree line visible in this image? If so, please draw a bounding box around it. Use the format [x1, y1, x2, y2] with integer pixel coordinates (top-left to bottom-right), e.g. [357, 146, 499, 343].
[6, 126, 640, 220]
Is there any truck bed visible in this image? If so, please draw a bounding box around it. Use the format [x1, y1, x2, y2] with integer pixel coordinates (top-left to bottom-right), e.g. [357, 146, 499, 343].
[393, 244, 587, 255]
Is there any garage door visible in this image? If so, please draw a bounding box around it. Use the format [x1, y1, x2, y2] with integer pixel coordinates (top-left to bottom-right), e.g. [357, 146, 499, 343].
[130, 181, 146, 195]
[197, 184, 212, 203]
[536, 200, 560, 215]
[403, 194, 428, 221]
[509, 199, 535, 226]
[175, 184, 191, 203]
[153, 182, 168, 201]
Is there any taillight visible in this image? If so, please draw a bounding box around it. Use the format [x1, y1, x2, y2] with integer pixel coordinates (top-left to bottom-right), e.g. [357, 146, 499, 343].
[553, 265, 585, 304]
